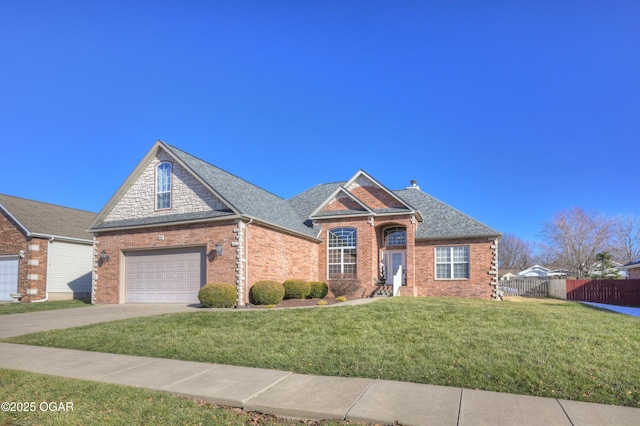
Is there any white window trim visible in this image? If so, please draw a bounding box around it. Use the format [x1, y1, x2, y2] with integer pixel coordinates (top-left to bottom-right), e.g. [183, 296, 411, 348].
[383, 226, 407, 247]
[327, 228, 357, 278]
[156, 162, 172, 211]
[434, 245, 470, 280]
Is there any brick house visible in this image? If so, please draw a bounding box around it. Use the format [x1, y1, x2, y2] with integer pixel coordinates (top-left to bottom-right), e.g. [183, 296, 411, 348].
[621, 259, 640, 279]
[0, 194, 96, 302]
[89, 141, 501, 305]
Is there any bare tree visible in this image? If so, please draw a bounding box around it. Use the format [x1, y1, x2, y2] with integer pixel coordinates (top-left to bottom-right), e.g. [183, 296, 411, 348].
[498, 233, 536, 270]
[611, 215, 640, 264]
[540, 207, 613, 278]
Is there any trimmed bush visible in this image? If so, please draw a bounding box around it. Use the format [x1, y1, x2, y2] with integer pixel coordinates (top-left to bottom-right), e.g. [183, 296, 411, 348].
[308, 281, 329, 299]
[250, 280, 285, 305]
[198, 283, 236, 308]
[283, 279, 311, 299]
[328, 274, 361, 297]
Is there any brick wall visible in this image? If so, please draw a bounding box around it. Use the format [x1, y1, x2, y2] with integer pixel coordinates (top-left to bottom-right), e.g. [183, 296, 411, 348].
[94, 220, 238, 304]
[412, 238, 495, 299]
[629, 268, 640, 279]
[94, 219, 321, 305]
[0, 211, 48, 302]
[314, 215, 417, 298]
[347, 177, 405, 209]
[246, 223, 319, 299]
[322, 193, 365, 212]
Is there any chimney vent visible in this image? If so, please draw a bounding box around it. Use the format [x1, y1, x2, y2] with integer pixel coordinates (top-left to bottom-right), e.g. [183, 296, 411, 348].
[407, 180, 420, 190]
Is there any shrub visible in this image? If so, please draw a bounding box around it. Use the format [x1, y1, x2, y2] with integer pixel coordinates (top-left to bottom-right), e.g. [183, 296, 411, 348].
[283, 279, 311, 299]
[198, 283, 236, 308]
[308, 281, 329, 299]
[328, 274, 360, 297]
[317, 300, 327, 305]
[250, 280, 285, 305]
[335, 296, 348, 302]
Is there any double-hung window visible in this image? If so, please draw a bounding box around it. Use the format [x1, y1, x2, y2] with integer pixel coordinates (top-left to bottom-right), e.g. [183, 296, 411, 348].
[328, 228, 357, 278]
[435, 246, 469, 279]
[156, 162, 172, 210]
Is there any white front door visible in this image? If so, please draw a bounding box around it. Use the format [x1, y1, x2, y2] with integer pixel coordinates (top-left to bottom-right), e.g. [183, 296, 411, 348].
[384, 250, 405, 285]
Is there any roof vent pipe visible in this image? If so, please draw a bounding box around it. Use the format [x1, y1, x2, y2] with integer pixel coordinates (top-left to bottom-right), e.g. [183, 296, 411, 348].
[407, 180, 420, 190]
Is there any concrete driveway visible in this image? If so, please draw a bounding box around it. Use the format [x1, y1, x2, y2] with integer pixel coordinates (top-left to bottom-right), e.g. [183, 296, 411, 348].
[0, 304, 199, 338]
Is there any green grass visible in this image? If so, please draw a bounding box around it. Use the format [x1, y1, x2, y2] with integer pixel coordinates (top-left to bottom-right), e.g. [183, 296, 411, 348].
[0, 369, 351, 425]
[0, 299, 90, 315]
[5, 297, 640, 407]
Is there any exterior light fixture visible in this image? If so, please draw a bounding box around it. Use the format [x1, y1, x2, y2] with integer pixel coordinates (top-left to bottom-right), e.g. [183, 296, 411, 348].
[215, 242, 223, 257]
[101, 249, 110, 263]
[19, 250, 25, 258]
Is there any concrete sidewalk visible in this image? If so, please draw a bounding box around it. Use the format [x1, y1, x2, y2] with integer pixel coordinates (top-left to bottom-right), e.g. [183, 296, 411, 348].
[1, 343, 638, 425]
[1, 304, 639, 425]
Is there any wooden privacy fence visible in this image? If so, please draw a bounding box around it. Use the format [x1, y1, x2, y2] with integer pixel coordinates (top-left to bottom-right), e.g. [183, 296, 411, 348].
[566, 279, 640, 307]
[499, 279, 549, 297]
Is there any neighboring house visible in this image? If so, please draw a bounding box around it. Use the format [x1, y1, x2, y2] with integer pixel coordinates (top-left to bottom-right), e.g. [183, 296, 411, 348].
[589, 260, 627, 279]
[499, 269, 519, 280]
[89, 141, 501, 305]
[516, 265, 550, 278]
[621, 259, 640, 279]
[0, 194, 96, 302]
[512, 265, 569, 279]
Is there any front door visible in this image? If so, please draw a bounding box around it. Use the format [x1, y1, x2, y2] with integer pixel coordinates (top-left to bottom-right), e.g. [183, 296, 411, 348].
[384, 250, 405, 286]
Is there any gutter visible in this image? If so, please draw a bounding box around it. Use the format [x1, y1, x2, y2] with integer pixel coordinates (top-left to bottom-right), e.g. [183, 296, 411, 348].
[89, 214, 244, 233]
[28, 233, 93, 244]
[91, 214, 322, 243]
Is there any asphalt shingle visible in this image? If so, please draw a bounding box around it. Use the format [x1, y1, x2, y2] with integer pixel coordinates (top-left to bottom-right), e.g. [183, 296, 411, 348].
[0, 194, 96, 241]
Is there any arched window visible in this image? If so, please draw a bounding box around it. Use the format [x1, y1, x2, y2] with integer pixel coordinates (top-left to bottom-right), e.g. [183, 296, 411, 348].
[384, 226, 406, 246]
[328, 228, 357, 277]
[156, 162, 172, 210]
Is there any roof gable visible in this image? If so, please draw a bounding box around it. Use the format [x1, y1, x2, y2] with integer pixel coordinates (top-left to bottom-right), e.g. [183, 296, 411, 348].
[345, 171, 413, 212]
[0, 194, 96, 242]
[303, 170, 417, 221]
[312, 187, 374, 218]
[91, 141, 317, 239]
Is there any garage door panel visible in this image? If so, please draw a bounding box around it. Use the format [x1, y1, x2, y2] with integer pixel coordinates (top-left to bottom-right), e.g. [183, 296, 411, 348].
[124, 248, 205, 304]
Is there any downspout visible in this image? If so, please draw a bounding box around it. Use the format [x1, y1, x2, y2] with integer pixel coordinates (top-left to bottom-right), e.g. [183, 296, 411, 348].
[32, 237, 53, 302]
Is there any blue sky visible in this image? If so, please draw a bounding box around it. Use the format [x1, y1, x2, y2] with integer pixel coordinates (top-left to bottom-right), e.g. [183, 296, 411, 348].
[1, 1, 638, 243]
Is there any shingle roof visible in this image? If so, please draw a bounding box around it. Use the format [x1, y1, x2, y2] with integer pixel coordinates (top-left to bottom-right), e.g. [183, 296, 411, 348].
[622, 258, 640, 269]
[0, 194, 96, 241]
[394, 189, 500, 239]
[91, 142, 499, 241]
[162, 144, 318, 238]
[287, 182, 344, 220]
[287, 181, 500, 240]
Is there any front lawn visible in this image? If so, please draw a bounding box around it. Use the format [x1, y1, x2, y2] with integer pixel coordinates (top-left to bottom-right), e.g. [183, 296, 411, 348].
[0, 299, 90, 315]
[0, 369, 351, 425]
[5, 297, 640, 407]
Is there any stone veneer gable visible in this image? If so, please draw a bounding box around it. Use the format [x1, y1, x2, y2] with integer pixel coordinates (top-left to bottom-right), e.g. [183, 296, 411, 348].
[104, 149, 227, 222]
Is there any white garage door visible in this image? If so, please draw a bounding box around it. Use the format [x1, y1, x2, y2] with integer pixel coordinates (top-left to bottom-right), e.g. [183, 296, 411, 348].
[0, 257, 19, 302]
[124, 248, 205, 304]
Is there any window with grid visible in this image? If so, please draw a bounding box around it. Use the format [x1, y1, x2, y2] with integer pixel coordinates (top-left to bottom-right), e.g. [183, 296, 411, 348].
[328, 228, 357, 278]
[435, 246, 469, 279]
[384, 226, 406, 246]
[156, 162, 172, 210]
